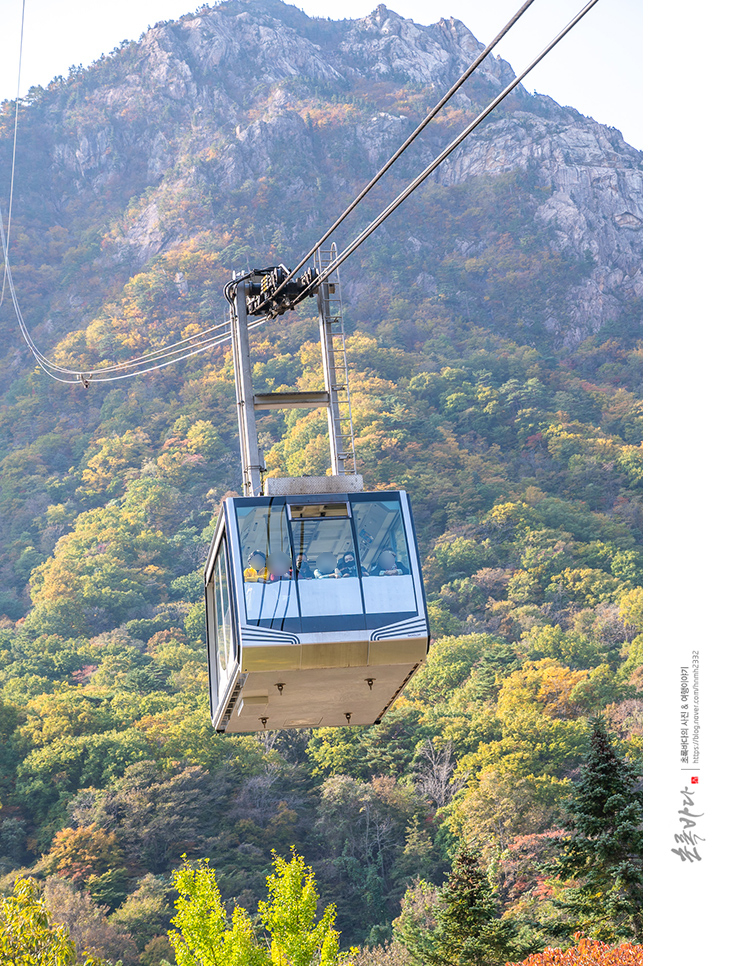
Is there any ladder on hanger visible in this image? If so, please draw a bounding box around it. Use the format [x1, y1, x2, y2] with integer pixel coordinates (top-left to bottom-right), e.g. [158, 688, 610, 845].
[315, 243, 357, 476]
[229, 244, 358, 494]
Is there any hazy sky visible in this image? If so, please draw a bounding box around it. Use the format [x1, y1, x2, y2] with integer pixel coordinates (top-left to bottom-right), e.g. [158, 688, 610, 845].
[0, 0, 642, 147]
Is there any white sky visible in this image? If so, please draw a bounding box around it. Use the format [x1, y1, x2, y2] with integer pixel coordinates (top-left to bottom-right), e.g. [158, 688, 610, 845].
[0, 0, 642, 147]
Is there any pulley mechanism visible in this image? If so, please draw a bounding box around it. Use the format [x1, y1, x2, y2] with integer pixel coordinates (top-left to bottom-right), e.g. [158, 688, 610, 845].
[241, 264, 317, 318]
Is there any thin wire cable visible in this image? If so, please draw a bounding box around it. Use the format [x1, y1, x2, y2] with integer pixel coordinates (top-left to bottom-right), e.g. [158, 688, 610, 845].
[1, 197, 233, 374]
[3, 252, 233, 383]
[35, 319, 230, 376]
[257, 0, 539, 313]
[78, 320, 230, 373]
[0, 0, 231, 386]
[33, 333, 233, 384]
[293, 0, 601, 305]
[1, 209, 232, 381]
[0, 2, 269, 383]
[1, 0, 26, 307]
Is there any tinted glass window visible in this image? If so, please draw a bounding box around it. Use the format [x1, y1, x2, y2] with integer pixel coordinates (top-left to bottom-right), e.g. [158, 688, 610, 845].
[352, 498, 416, 615]
[236, 504, 299, 624]
[237, 504, 292, 577]
[212, 539, 234, 707]
[351, 499, 411, 575]
[290, 513, 364, 617]
[232, 496, 418, 629]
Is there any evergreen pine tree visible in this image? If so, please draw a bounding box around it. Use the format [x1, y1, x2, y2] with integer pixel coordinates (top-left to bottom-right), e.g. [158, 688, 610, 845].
[392, 880, 441, 965]
[554, 717, 642, 943]
[395, 848, 527, 966]
[434, 847, 524, 966]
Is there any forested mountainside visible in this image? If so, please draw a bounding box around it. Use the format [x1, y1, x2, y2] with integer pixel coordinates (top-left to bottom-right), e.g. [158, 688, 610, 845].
[0, 1, 642, 963]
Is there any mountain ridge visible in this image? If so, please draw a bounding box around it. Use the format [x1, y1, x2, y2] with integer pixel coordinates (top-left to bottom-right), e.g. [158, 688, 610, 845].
[2, 0, 641, 353]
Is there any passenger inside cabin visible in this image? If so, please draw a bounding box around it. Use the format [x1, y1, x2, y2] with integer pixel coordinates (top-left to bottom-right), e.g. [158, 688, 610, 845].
[267, 551, 292, 581]
[337, 551, 358, 577]
[295, 553, 314, 579]
[374, 549, 409, 576]
[314, 552, 339, 578]
[244, 550, 268, 582]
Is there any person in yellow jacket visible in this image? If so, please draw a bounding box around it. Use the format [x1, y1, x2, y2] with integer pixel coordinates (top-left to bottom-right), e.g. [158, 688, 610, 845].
[244, 549, 268, 582]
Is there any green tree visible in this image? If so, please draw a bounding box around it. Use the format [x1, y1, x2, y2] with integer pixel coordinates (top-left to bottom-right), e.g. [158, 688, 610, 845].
[0, 876, 103, 966]
[109, 873, 172, 952]
[259, 850, 348, 966]
[423, 537, 493, 590]
[434, 847, 526, 966]
[391, 880, 439, 965]
[553, 719, 642, 943]
[169, 857, 269, 966]
[169, 852, 355, 966]
[395, 848, 525, 966]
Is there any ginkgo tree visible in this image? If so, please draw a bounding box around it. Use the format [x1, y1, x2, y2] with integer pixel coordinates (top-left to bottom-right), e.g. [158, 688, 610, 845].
[169, 850, 356, 966]
[260, 851, 348, 966]
[0, 877, 105, 966]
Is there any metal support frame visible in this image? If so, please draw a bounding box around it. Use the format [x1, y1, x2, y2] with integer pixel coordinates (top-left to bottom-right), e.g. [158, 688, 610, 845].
[316, 245, 357, 476]
[229, 245, 357, 494]
[230, 290, 263, 496]
[253, 390, 330, 411]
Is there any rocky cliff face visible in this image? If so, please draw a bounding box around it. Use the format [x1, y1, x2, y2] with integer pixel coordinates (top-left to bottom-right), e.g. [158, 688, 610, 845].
[5, 0, 641, 348]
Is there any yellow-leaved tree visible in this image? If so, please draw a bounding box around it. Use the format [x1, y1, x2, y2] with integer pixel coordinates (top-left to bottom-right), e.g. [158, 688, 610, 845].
[0, 877, 105, 966]
[169, 851, 356, 966]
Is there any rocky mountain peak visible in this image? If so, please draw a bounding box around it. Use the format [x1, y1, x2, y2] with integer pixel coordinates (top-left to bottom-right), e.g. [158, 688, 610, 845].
[342, 4, 510, 89]
[4, 0, 641, 348]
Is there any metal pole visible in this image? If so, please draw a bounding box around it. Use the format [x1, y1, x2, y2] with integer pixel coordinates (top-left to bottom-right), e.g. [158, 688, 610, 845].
[317, 280, 344, 476]
[230, 289, 262, 496]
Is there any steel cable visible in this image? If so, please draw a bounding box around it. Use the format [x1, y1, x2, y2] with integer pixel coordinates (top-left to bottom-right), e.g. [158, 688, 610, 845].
[0, 7, 235, 386]
[255, 0, 539, 314]
[1, 205, 232, 380]
[1, 0, 26, 307]
[27, 335, 232, 384]
[292, 0, 602, 306]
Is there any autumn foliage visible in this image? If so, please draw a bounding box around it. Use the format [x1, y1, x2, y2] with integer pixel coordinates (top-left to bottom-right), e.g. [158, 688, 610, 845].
[0, 0, 641, 959]
[507, 934, 643, 965]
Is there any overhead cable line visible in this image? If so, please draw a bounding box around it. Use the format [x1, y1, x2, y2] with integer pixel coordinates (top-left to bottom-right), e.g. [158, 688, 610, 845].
[32, 317, 230, 377]
[0, 3, 235, 386]
[291, 0, 602, 307]
[257, 0, 539, 315]
[1, 0, 27, 307]
[65, 320, 231, 375]
[33, 333, 232, 384]
[1, 209, 231, 383]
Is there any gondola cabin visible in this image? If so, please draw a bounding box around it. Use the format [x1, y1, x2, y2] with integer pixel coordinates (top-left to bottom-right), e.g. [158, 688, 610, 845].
[204, 480, 429, 732]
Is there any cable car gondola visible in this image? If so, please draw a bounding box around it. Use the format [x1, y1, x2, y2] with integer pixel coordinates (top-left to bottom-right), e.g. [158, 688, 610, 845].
[204, 253, 429, 733]
[205, 481, 429, 732]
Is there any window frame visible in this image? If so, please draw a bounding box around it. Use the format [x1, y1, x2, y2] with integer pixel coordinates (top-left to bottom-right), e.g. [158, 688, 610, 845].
[205, 522, 240, 719]
[226, 492, 422, 633]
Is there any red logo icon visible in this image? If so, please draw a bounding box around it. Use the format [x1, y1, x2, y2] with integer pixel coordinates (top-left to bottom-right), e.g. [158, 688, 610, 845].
[691, 776, 699, 784]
